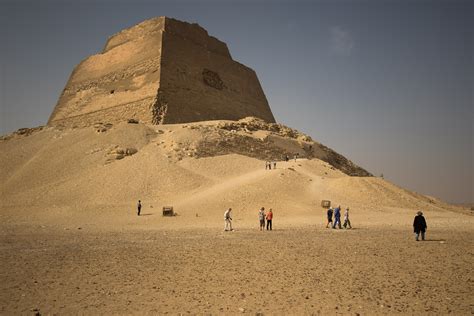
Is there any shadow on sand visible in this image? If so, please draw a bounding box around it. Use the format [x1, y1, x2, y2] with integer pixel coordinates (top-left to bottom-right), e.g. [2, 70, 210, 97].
[421, 239, 446, 242]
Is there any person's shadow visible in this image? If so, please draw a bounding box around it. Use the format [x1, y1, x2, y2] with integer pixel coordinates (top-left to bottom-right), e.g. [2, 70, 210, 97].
[422, 239, 446, 242]
[138, 213, 153, 216]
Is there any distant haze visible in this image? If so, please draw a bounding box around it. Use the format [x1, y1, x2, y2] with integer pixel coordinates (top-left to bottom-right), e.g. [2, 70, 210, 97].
[0, 0, 472, 203]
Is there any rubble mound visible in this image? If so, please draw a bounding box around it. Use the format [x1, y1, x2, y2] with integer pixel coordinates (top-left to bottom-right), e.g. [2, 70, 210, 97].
[217, 117, 312, 141]
[163, 118, 372, 177]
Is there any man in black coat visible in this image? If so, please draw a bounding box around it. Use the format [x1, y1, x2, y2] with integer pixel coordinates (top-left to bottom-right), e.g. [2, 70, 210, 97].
[413, 211, 427, 241]
[137, 200, 142, 216]
[326, 207, 333, 228]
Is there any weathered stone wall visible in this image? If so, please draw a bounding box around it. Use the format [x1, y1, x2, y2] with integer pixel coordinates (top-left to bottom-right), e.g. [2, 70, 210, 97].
[48, 19, 164, 126]
[50, 98, 155, 128]
[103, 17, 166, 52]
[158, 18, 275, 124]
[48, 17, 276, 127]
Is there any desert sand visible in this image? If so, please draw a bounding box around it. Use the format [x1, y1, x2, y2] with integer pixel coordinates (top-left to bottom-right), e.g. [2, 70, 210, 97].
[1, 120, 472, 314]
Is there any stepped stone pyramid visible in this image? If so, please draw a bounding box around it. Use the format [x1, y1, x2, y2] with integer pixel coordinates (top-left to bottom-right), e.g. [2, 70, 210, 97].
[48, 17, 276, 127]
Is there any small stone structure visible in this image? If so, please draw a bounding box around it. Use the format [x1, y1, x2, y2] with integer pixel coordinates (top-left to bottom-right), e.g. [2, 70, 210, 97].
[48, 17, 275, 128]
[321, 200, 331, 208]
[162, 206, 174, 216]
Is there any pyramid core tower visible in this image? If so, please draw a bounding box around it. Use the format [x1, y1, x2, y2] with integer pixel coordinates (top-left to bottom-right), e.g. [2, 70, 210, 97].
[48, 17, 276, 127]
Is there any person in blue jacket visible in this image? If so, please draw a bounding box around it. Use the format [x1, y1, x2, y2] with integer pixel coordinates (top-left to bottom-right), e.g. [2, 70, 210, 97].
[332, 205, 342, 229]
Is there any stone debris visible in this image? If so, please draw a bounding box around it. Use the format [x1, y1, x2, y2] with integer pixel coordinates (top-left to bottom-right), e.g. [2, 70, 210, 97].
[218, 117, 308, 141]
[105, 146, 139, 163]
[0, 126, 44, 141]
[183, 118, 372, 177]
[94, 123, 113, 133]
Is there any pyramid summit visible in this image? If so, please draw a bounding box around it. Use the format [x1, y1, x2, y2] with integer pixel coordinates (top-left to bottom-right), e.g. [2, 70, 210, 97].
[48, 17, 276, 127]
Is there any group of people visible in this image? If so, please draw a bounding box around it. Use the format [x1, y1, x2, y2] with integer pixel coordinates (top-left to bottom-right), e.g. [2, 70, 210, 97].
[326, 205, 351, 229]
[258, 207, 273, 231]
[139, 200, 428, 241]
[265, 153, 303, 170]
[223, 207, 274, 231]
[265, 161, 277, 170]
[325, 205, 428, 241]
[284, 153, 299, 162]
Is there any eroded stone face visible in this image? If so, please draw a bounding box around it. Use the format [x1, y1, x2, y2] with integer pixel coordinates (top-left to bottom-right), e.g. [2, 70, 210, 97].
[202, 69, 224, 90]
[48, 17, 276, 127]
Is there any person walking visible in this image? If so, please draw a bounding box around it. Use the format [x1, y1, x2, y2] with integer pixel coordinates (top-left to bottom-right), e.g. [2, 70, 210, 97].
[326, 207, 333, 228]
[343, 207, 352, 229]
[332, 205, 342, 229]
[137, 200, 142, 216]
[258, 207, 266, 231]
[224, 208, 233, 231]
[413, 211, 427, 241]
[266, 209, 273, 230]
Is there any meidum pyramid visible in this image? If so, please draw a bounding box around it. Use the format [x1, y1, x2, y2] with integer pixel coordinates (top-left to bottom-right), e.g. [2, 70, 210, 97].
[48, 17, 276, 127]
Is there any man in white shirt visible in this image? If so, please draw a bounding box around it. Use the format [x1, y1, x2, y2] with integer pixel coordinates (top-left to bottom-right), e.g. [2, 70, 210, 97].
[343, 207, 352, 229]
[224, 208, 233, 231]
[258, 207, 265, 231]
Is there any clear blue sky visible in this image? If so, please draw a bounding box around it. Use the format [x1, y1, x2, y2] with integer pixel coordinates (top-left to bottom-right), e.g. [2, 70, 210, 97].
[1, 0, 472, 203]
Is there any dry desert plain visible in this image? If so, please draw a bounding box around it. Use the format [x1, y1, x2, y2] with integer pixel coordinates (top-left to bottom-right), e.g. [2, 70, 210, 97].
[1, 121, 473, 315]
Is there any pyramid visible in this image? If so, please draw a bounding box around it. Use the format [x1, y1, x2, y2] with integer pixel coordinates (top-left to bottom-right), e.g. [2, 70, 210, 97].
[48, 17, 276, 127]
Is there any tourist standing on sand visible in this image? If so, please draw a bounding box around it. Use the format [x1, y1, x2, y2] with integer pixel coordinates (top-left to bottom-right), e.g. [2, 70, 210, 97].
[265, 161, 269, 170]
[224, 208, 233, 231]
[413, 211, 427, 241]
[343, 208, 352, 229]
[266, 209, 273, 230]
[326, 207, 333, 228]
[258, 207, 266, 231]
[137, 200, 142, 216]
[332, 206, 342, 229]
[273, 161, 276, 169]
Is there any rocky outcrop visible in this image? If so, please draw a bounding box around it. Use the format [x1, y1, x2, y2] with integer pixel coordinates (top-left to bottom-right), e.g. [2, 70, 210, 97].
[168, 118, 372, 177]
[48, 17, 275, 128]
[105, 146, 138, 163]
[217, 117, 313, 141]
[0, 126, 44, 141]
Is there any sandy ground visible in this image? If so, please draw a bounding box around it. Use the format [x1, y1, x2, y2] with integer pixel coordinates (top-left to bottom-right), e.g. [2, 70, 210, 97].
[1, 220, 473, 315]
[1, 122, 473, 314]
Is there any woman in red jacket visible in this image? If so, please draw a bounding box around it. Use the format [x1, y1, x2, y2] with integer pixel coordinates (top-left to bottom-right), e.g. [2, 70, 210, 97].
[266, 209, 273, 231]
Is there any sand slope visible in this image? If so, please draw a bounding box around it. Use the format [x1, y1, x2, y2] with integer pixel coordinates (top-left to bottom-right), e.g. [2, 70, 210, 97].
[1, 121, 472, 315]
[0, 121, 466, 227]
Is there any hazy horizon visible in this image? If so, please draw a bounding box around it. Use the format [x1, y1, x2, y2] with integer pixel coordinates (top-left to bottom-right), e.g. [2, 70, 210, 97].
[0, 0, 472, 204]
